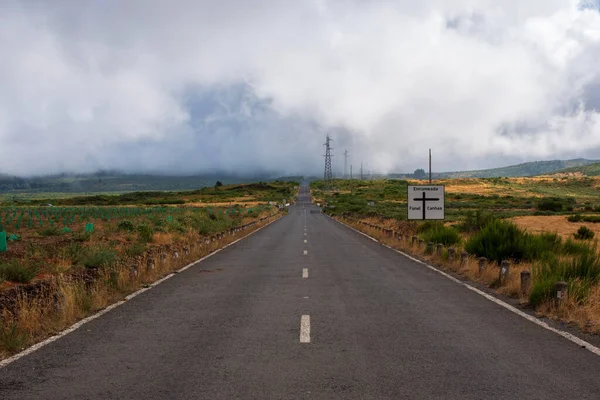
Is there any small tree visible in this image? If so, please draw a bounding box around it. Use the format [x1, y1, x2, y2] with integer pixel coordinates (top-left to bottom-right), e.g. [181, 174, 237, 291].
[215, 181, 223, 188]
[413, 169, 426, 179]
[575, 226, 595, 240]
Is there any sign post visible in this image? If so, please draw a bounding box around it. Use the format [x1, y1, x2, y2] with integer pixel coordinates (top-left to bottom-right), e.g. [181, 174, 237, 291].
[408, 185, 445, 220]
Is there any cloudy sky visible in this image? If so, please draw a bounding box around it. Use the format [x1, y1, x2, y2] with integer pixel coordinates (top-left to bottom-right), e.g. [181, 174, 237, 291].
[1, 0, 600, 177]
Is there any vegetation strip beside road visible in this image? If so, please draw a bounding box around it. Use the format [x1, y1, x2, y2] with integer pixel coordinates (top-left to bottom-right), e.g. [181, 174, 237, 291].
[0, 181, 298, 359]
[312, 177, 600, 337]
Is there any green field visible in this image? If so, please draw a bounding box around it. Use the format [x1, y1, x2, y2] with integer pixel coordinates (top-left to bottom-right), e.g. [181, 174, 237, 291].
[311, 177, 600, 222]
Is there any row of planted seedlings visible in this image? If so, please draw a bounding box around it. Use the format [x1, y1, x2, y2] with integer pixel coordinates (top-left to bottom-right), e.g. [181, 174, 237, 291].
[0, 205, 280, 356]
[340, 211, 600, 331]
[0, 204, 272, 251]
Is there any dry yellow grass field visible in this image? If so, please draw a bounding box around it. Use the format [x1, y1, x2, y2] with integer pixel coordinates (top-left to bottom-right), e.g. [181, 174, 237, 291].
[509, 215, 600, 239]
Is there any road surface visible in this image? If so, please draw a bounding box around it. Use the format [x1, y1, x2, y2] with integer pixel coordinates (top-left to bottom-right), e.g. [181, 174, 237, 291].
[2, 184, 600, 399]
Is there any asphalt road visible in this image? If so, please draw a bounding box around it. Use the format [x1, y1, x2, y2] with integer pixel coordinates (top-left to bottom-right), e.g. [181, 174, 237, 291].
[2, 184, 600, 399]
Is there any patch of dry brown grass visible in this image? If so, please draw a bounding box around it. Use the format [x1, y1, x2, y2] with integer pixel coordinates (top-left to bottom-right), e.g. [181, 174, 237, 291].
[0, 212, 281, 359]
[510, 215, 600, 240]
[152, 232, 175, 245]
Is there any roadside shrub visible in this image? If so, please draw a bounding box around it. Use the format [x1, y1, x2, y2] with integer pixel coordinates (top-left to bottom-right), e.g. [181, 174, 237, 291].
[136, 225, 153, 243]
[464, 219, 556, 264]
[419, 222, 461, 246]
[81, 246, 117, 269]
[574, 226, 595, 240]
[0, 322, 28, 353]
[563, 238, 594, 256]
[456, 210, 495, 233]
[40, 226, 60, 237]
[530, 246, 600, 306]
[0, 260, 40, 283]
[117, 220, 135, 232]
[125, 242, 147, 258]
[417, 220, 441, 234]
[63, 242, 85, 264]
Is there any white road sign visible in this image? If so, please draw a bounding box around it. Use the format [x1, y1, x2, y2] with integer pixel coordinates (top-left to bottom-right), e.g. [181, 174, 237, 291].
[407, 185, 445, 220]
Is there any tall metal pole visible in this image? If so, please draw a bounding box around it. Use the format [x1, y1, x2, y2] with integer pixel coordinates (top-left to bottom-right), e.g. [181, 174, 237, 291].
[344, 150, 349, 179]
[324, 135, 333, 191]
[429, 149, 432, 184]
[360, 162, 363, 180]
[350, 165, 353, 180]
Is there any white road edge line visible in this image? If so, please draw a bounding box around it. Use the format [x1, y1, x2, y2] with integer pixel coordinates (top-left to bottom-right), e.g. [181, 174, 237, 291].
[300, 315, 311, 343]
[303, 268, 308, 278]
[330, 215, 600, 358]
[0, 216, 283, 369]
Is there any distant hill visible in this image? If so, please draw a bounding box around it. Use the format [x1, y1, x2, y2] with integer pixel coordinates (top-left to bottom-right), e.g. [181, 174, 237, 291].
[390, 159, 600, 179]
[553, 162, 600, 176]
[0, 172, 298, 194]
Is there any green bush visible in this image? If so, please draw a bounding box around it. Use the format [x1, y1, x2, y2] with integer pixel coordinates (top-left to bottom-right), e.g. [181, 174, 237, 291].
[567, 214, 600, 223]
[563, 238, 594, 256]
[537, 198, 573, 212]
[464, 219, 557, 264]
[419, 222, 461, 246]
[574, 226, 595, 240]
[136, 225, 153, 243]
[0, 322, 28, 353]
[530, 246, 600, 306]
[81, 246, 117, 269]
[0, 260, 40, 283]
[457, 210, 495, 233]
[117, 220, 135, 232]
[125, 242, 147, 258]
[40, 226, 61, 237]
[63, 242, 85, 264]
[568, 214, 583, 223]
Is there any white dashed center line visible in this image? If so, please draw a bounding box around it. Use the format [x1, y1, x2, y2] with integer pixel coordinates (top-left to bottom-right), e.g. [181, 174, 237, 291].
[300, 315, 311, 343]
[303, 250, 308, 255]
[302, 268, 308, 278]
[304, 239, 307, 243]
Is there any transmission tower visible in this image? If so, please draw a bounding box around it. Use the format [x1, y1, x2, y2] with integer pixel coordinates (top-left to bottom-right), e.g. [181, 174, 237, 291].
[324, 134, 333, 190]
[343, 150, 349, 179]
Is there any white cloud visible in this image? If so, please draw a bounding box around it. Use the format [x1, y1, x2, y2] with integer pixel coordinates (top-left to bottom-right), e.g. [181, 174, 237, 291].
[0, 0, 599, 176]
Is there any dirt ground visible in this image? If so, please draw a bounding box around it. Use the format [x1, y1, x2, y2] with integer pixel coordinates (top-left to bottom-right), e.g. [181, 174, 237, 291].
[509, 215, 600, 239]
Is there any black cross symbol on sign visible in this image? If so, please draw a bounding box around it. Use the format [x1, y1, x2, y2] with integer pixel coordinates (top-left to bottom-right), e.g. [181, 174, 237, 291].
[413, 192, 440, 220]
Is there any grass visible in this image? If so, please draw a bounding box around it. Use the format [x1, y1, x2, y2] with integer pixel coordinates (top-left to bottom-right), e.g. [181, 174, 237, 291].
[464, 219, 561, 264]
[418, 221, 461, 246]
[0, 260, 40, 283]
[81, 246, 118, 269]
[0, 182, 292, 358]
[318, 175, 600, 334]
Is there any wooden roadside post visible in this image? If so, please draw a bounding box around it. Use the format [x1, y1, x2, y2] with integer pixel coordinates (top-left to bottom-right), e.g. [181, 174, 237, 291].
[448, 247, 455, 262]
[521, 270, 531, 297]
[555, 281, 568, 305]
[478, 257, 487, 274]
[499, 260, 511, 284]
[460, 251, 468, 267]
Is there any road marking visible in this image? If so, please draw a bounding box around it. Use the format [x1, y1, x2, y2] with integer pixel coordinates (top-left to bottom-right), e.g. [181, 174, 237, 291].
[304, 239, 307, 243]
[300, 315, 311, 343]
[303, 268, 308, 278]
[0, 216, 283, 369]
[331, 216, 600, 358]
[303, 250, 308, 255]
[304, 233, 306, 236]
